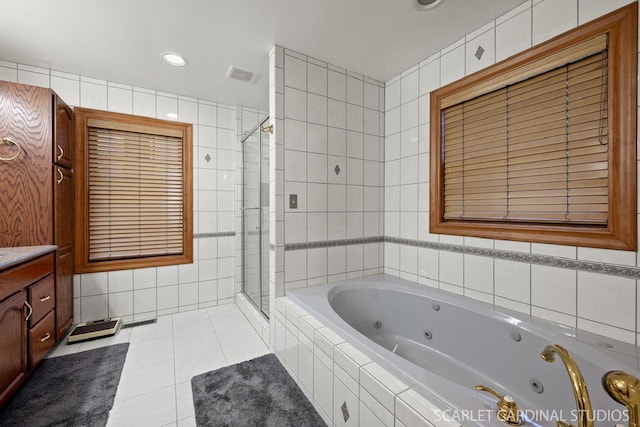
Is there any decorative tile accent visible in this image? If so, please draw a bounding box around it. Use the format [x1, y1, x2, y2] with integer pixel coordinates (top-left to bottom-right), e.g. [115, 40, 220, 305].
[383, 236, 640, 280]
[204, 153, 211, 163]
[334, 165, 341, 175]
[341, 401, 350, 422]
[284, 235, 640, 280]
[193, 231, 235, 239]
[284, 236, 383, 251]
[475, 46, 485, 60]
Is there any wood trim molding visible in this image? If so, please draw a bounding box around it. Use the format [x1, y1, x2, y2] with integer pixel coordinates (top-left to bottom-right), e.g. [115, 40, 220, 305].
[429, 3, 637, 251]
[73, 107, 193, 273]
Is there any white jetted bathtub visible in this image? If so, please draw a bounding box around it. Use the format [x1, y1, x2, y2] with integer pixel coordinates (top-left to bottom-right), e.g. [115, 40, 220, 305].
[287, 274, 640, 427]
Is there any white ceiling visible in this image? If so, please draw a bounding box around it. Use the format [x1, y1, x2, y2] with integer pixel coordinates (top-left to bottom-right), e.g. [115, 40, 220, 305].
[0, 0, 526, 110]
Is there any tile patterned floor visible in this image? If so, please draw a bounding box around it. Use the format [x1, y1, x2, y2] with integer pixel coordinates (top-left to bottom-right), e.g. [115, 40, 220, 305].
[47, 303, 270, 427]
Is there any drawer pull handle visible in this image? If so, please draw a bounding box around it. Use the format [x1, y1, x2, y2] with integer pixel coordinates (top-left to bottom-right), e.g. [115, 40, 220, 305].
[57, 168, 63, 184]
[57, 144, 64, 161]
[40, 332, 51, 342]
[24, 301, 33, 322]
[39, 295, 51, 302]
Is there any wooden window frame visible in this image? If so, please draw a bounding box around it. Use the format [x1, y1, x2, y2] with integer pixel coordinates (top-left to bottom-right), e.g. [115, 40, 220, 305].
[74, 108, 193, 273]
[430, 3, 637, 251]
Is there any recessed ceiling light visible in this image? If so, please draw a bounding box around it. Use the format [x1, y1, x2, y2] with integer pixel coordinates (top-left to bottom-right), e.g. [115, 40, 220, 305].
[413, 0, 443, 10]
[162, 53, 188, 67]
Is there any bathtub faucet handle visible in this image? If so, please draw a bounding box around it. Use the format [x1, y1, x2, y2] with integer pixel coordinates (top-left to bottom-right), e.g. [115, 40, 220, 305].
[602, 371, 640, 427]
[476, 385, 524, 426]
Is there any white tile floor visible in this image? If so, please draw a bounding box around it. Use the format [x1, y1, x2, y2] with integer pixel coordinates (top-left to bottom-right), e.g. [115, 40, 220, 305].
[47, 303, 270, 427]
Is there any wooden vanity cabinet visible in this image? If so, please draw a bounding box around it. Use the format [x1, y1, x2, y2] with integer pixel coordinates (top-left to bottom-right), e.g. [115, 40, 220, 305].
[0, 253, 54, 407]
[0, 81, 75, 341]
[0, 290, 27, 407]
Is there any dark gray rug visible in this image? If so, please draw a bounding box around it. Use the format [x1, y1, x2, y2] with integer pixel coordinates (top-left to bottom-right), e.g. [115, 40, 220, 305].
[192, 353, 326, 427]
[0, 343, 129, 427]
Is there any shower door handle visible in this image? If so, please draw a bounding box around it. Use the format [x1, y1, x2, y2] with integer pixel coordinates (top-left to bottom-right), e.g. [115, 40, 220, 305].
[240, 207, 260, 210]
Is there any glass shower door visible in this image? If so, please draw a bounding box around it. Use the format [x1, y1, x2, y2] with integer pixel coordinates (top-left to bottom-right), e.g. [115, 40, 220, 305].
[242, 118, 270, 318]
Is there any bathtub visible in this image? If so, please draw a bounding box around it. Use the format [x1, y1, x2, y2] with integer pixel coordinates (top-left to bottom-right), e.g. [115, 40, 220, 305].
[287, 274, 639, 427]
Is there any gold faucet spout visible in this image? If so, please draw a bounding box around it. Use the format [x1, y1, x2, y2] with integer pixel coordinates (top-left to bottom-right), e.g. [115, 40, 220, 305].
[540, 344, 593, 427]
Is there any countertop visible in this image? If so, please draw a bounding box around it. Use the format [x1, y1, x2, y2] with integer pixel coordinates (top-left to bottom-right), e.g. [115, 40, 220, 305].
[0, 245, 58, 271]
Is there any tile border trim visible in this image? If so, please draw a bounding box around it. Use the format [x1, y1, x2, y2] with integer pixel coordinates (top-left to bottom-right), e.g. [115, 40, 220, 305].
[284, 236, 640, 280]
[284, 236, 384, 251]
[194, 231, 235, 239]
[385, 236, 640, 280]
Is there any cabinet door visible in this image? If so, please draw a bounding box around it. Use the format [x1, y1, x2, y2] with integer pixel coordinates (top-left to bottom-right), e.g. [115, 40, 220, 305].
[0, 290, 27, 407]
[53, 95, 73, 169]
[54, 167, 73, 248]
[55, 247, 73, 339]
[0, 82, 52, 246]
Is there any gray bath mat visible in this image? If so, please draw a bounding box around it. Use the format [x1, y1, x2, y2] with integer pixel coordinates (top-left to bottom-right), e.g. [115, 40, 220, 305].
[0, 343, 129, 427]
[191, 353, 326, 427]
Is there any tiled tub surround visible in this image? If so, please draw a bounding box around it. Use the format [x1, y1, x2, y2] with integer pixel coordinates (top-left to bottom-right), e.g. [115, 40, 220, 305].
[276, 275, 640, 427]
[0, 60, 243, 323]
[383, 0, 640, 345]
[274, 296, 441, 427]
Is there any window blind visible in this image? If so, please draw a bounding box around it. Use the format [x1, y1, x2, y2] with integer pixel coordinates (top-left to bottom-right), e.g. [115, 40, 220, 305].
[442, 42, 609, 225]
[87, 120, 185, 261]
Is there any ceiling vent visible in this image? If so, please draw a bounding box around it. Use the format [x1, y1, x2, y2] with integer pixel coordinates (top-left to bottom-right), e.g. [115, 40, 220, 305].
[226, 66, 255, 82]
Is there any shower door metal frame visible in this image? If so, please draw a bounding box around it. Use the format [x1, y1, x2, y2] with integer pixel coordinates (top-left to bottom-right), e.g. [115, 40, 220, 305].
[241, 116, 270, 319]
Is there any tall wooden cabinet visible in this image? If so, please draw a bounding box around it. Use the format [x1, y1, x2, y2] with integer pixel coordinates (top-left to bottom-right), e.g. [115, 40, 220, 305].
[0, 81, 74, 340]
[53, 96, 74, 338]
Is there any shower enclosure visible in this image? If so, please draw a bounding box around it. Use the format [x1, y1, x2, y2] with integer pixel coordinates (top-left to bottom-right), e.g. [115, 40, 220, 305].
[241, 117, 270, 318]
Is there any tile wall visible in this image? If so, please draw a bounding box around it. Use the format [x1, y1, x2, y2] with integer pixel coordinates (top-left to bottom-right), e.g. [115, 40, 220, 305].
[268, 46, 386, 300]
[0, 61, 243, 323]
[383, 0, 640, 344]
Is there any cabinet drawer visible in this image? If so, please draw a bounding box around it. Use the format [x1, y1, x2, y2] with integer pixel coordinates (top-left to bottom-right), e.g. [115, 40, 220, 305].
[29, 310, 55, 368]
[0, 254, 54, 302]
[28, 274, 55, 326]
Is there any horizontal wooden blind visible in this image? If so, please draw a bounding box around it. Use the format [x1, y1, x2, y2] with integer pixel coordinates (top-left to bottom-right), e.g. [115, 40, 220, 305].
[443, 47, 609, 224]
[87, 123, 185, 261]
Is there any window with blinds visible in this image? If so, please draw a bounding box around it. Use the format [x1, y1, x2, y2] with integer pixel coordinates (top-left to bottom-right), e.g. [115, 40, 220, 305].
[442, 41, 608, 224]
[74, 109, 193, 273]
[429, 3, 637, 250]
